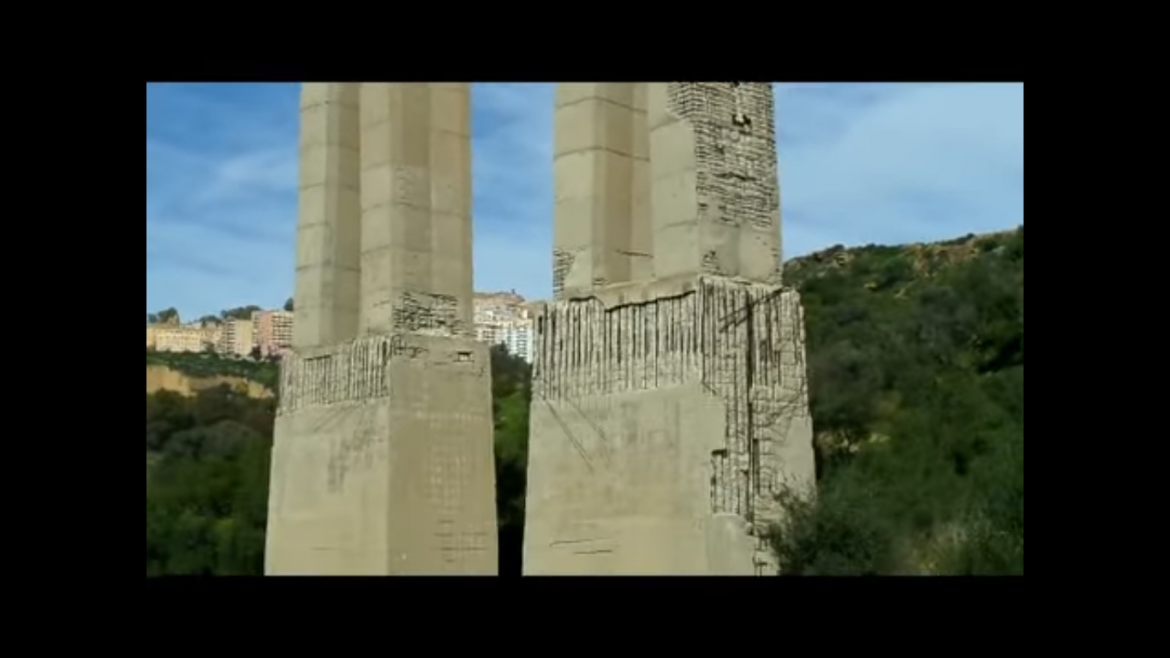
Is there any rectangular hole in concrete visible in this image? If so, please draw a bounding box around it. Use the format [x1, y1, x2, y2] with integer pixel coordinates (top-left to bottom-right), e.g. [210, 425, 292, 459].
[456, 351, 472, 362]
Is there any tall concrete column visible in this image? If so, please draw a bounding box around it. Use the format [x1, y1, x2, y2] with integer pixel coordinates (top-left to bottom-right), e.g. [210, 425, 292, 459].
[427, 83, 474, 333]
[293, 83, 362, 349]
[358, 83, 435, 335]
[647, 82, 782, 283]
[266, 83, 496, 576]
[524, 82, 812, 576]
[358, 83, 472, 336]
[552, 83, 652, 299]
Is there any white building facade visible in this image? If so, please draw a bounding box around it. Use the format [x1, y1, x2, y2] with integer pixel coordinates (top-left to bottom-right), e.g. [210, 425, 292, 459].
[472, 291, 535, 362]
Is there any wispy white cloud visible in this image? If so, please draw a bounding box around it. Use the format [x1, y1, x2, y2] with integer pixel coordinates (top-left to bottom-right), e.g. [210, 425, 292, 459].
[776, 82, 1024, 254]
[146, 82, 1023, 320]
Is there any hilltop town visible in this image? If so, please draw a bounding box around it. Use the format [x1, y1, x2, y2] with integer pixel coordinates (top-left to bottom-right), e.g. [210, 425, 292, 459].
[146, 291, 537, 363]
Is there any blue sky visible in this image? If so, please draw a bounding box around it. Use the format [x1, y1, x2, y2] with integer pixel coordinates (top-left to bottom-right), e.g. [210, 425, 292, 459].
[146, 83, 1024, 320]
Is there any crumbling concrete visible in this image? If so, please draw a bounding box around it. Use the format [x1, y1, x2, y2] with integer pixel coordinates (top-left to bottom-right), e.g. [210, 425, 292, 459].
[523, 83, 814, 575]
[648, 82, 783, 283]
[266, 84, 497, 575]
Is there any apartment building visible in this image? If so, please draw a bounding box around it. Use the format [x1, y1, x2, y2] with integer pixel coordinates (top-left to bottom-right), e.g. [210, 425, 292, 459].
[499, 318, 534, 362]
[472, 291, 534, 361]
[252, 310, 293, 357]
[200, 321, 222, 349]
[217, 318, 255, 357]
[152, 324, 205, 353]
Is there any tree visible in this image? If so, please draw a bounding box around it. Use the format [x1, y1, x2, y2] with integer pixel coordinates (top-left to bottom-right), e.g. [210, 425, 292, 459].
[221, 305, 262, 321]
[488, 344, 532, 575]
[155, 307, 180, 324]
[770, 228, 1024, 575]
[283, 298, 294, 312]
[146, 384, 275, 575]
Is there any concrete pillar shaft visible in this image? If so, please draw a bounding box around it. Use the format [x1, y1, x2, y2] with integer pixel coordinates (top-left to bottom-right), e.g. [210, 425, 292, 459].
[358, 83, 473, 336]
[293, 83, 362, 349]
[426, 83, 474, 332]
[647, 82, 782, 283]
[552, 83, 652, 298]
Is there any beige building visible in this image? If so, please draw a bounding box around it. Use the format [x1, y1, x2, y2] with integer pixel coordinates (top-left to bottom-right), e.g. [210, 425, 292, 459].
[146, 325, 157, 349]
[253, 310, 294, 357]
[200, 321, 223, 349]
[152, 324, 206, 353]
[218, 319, 255, 357]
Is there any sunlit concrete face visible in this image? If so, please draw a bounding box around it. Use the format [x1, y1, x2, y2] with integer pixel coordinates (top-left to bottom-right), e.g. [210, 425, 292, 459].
[552, 83, 652, 299]
[524, 83, 814, 576]
[266, 84, 496, 576]
[293, 83, 361, 350]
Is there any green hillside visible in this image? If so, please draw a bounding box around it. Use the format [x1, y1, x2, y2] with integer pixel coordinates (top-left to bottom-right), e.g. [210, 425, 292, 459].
[773, 227, 1023, 574]
[145, 227, 1023, 576]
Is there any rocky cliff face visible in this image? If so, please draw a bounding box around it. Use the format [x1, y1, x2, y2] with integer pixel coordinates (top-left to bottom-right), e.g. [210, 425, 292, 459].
[146, 364, 272, 399]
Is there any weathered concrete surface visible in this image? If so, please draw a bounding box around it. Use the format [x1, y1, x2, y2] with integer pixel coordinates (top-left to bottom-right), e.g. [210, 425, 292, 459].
[523, 277, 814, 574]
[266, 335, 497, 574]
[524, 83, 812, 575]
[553, 83, 652, 299]
[267, 83, 496, 575]
[648, 83, 782, 283]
